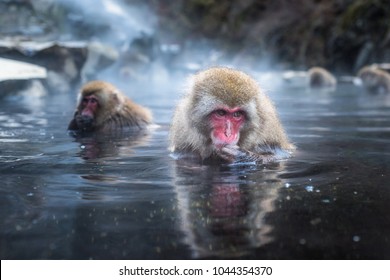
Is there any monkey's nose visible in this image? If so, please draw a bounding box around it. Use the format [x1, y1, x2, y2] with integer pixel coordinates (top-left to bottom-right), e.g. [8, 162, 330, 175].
[225, 121, 232, 137]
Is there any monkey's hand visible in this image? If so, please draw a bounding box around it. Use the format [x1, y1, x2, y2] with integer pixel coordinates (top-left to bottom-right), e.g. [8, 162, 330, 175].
[75, 115, 94, 130]
[216, 145, 242, 163]
[218, 145, 274, 164]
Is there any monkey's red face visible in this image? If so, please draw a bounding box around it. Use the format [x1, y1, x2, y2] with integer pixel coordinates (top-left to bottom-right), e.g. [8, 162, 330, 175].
[75, 94, 99, 130]
[210, 107, 246, 148]
[81, 95, 99, 117]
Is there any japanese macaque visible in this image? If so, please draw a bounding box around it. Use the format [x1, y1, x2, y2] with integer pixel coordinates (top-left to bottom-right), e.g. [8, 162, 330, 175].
[307, 67, 337, 88]
[68, 80, 153, 132]
[169, 67, 294, 165]
[357, 66, 390, 94]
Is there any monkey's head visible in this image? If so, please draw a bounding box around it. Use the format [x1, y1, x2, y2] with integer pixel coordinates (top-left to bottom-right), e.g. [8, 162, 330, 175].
[357, 67, 385, 90]
[170, 67, 292, 161]
[74, 81, 125, 131]
[308, 68, 326, 88]
[308, 67, 336, 88]
[188, 67, 265, 151]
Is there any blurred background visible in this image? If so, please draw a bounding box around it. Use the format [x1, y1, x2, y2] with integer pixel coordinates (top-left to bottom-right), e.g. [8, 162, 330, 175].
[1, 0, 389, 91]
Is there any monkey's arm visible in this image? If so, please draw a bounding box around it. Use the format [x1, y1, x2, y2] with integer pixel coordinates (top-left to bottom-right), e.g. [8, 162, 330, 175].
[68, 118, 78, 130]
[217, 145, 275, 165]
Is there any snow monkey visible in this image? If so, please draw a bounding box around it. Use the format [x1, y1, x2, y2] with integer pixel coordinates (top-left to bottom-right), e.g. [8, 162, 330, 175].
[169, 67, 294, 164]
[357, 66, 390, 94]
[307, 67, 337, 88]
[68, 80, 153, 132]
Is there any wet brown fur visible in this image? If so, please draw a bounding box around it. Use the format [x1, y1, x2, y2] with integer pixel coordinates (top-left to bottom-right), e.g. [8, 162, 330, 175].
[308, 67, 337, 88]
[357, 66, 390, 94]
[170, 67, 294, 161]
[68, 80, 152, 132]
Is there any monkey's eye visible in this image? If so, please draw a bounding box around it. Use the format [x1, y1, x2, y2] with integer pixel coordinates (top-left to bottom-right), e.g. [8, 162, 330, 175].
[82, 97, 98, 105]
[232, 111, 244, 118]
[215, 109, 226, 116]
[89, 98, 98, 104]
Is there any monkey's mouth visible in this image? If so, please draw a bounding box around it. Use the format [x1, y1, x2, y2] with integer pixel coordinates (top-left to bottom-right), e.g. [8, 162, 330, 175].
[211, 132, 239, 149]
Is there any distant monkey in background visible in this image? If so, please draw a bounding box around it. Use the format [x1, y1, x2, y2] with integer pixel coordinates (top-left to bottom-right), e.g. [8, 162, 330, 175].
[169, 67, 294, 165]
[68, 80, 153, 133]
[307, 67, 337, 88]
[357, 66, 390, 94]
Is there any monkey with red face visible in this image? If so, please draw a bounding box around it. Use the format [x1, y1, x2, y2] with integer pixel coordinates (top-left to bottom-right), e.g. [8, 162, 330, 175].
[169, 67, 294, 165]
[68, 80, 153, 133]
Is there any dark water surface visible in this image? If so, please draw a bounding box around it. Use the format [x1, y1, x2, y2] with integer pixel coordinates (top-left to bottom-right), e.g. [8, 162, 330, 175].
[1, 77, 390, 259]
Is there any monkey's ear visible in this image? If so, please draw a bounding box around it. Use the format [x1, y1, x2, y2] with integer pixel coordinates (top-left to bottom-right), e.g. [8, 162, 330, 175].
[112, 92, 119, 102]
[111, 91, 123, 106]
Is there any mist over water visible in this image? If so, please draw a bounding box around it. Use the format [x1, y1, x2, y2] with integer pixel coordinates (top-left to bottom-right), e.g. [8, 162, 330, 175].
[58, 0, 155, 45]
[57, 0, 280, 90]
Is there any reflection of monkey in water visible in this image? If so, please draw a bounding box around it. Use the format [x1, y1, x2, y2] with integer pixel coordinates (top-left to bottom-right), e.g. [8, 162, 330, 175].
[173, 163, 282, 258]
[307, 67, 337, 88]
[169, 67, 294, 165]
[357, 66, 390, 94]
[68, 80, 153, 133]
[73, 131, 150, 161]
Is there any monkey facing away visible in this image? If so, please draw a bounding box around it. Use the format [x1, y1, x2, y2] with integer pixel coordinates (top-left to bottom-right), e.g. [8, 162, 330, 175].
[68, 80, 153, 133]
[307, 67, 337, 88]
[357, 66, 390, 94]
[169, 67, 294, 165]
